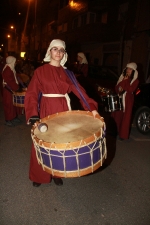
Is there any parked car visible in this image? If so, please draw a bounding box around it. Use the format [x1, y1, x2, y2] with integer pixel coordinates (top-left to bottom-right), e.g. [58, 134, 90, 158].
[88, 65, 119, 90]
[132, 83, 150, 135]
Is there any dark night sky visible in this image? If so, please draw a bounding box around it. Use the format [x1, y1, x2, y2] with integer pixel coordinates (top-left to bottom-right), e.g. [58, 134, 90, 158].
[0, 0, 22, 25]
[0, 0, 29, 42]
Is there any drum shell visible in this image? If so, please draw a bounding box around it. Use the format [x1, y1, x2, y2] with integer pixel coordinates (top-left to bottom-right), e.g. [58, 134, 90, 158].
[13, 91, 26, 107]
[102, 94, 123, 112]
[31, 111, 107, 178]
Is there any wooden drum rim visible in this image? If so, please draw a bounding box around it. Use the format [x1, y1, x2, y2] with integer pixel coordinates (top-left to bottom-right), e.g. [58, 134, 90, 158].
[31, 110, 105, 150]
[13, 91, 26, 96]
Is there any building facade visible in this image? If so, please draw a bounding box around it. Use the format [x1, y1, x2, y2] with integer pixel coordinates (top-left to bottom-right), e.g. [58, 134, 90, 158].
[21, 0, 150, 82]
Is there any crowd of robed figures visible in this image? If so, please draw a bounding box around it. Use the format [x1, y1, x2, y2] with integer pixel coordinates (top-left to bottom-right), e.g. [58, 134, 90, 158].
[0, 39, 139, 187]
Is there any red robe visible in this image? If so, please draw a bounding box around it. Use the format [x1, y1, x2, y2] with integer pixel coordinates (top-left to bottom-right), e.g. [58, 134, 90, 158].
[111, 77, 139, 139]
[0, 57, 6, 96]
[2, 66, 19, 121]
[73, 63, 89, 78]
[25, 64, 98, 183]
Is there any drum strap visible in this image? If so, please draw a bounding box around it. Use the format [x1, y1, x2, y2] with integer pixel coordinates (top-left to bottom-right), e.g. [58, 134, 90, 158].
[65, 69, 91, 111]
[3, 81, 13, 93]
[42, 93, 71, 111]
[17, 76, 27, 88]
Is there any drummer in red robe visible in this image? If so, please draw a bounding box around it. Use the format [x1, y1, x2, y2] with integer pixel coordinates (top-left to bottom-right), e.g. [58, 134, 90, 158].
[24, 39, 99, 187]
[2, 56, 22, 126]
[111, 62, 139, 140]
[0, 55, 6, 96]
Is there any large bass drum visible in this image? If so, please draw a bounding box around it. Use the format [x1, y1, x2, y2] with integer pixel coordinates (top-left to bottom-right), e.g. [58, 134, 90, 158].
[31, 110, 107, 178]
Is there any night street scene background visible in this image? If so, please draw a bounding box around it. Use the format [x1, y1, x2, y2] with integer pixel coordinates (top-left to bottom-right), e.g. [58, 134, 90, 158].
[0, 0, 150, 225]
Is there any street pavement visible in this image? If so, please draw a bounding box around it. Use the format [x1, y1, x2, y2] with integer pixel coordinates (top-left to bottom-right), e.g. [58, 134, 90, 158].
[0, 95, 150, 225]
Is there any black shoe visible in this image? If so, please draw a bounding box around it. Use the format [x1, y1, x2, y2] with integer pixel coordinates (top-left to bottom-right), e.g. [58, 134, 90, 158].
[12, 117, 21, 123]
[53, 178, 63, 186]
[119, 137, 124, 141]
[33, 182, 41, 187]
[5, 121, 15, 126]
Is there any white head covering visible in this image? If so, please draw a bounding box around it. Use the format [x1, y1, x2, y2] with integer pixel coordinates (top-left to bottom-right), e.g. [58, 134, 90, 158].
[126, 62, 137, 70]
[117, 62, 138, 85]
[43, 39, 68, 67]
[117, 62, 138, 112]
[77, 52, 88, 64]
[5, 56, 16, 69]
[2, 56, 18, 84]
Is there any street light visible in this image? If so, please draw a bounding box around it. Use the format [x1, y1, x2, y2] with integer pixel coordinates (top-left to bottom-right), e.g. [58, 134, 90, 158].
[69, 0, 85, 10]
[0, 25, 19, 55]
[10, 25, 17, 36]
[9, 26, 18, 53]
[7, 34, 11, 52]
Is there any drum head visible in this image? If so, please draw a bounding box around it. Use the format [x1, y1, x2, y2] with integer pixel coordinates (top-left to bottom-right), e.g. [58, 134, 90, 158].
[33, 111, 104, 145]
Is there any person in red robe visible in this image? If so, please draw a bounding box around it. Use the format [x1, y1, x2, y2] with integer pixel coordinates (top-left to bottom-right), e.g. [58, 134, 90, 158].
[0, 55, 6, 96]
[24, 39, 99, 187]
[111, 62, 139, 140]
[2, 56, 22, 126]
[73, 52, 88, 78]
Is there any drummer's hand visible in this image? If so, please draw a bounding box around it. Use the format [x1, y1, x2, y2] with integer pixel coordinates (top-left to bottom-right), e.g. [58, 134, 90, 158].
[29, 116, 40, 125]
[92, 110, 99, 118]
[22, 87, 27, 91]
[75, 73, 80, 77]
[124, 75, 129, 80]
[118, 86, 123, 92]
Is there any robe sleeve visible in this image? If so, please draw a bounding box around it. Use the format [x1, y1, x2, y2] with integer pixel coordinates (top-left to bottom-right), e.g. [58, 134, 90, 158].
[24, 70, 41, 122]
[2, 67, 19, 91]
[116, 78, 139, 94]
[80, 64, 88, 77]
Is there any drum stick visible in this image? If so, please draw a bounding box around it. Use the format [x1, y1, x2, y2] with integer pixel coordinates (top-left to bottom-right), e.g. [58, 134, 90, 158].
[38, 123, 48, 132]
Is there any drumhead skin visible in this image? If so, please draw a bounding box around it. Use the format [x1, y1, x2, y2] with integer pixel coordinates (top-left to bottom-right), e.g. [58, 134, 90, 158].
[34, 111, 103, 145]
[31, 110, 107, 177]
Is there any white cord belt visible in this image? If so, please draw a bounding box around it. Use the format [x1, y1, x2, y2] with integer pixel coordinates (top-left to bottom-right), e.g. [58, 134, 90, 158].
[42, 93, 71, 111]
[2, 80, 7, 87]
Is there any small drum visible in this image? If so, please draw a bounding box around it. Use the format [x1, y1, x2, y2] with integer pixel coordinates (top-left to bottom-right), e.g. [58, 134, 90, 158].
[101, 94, 123, 112]
[13, 91, 26, 107]
[31, 111, 107, 178]
[17, 73, 30, 85]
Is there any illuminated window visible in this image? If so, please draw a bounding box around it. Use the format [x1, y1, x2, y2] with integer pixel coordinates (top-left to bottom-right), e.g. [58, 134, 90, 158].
[20, 52, 26, 58]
